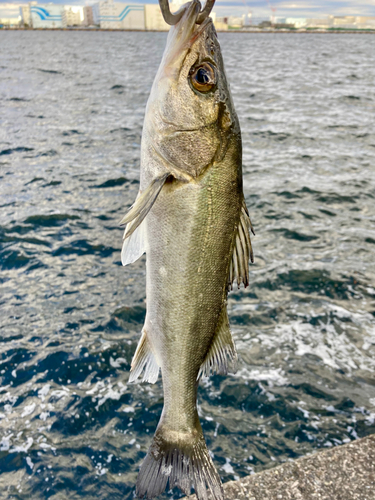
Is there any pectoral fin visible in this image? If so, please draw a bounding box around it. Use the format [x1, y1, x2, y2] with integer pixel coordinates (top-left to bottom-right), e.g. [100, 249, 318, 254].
[120, 173, 169, 266]
[121, 220, 147, 266]
[228, 199, 255, 290]
[129, 328, 160, 384]
[198, 306, 237, 379]
[120, 173, 169, 239]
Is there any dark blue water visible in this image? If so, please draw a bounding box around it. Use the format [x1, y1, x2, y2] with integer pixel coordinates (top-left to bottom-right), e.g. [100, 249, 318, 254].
[1, 31, 375, 500]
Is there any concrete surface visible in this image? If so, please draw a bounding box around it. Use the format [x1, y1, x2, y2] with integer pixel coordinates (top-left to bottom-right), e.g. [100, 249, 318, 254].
[190, 434, 375, 500]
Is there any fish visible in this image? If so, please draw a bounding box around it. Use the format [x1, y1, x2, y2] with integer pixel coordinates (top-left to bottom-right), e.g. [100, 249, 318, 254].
[120, 1, 254, 499]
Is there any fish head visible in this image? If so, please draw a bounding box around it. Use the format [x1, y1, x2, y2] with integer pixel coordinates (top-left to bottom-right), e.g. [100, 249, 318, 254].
[145, 0, 239, 180]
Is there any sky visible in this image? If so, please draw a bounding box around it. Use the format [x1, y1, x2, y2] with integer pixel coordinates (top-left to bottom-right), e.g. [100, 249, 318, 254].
[1, 0, 375, 20]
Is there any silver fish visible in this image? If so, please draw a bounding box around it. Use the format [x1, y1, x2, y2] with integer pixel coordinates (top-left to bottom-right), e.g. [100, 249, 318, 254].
[120, 1, 254, 499]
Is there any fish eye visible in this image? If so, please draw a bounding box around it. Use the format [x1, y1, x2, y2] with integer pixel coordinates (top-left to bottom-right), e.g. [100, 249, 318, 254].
[189, 63, 216, 93]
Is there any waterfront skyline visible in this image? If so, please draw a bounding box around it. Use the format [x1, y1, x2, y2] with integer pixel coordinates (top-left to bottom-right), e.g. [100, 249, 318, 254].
[1, 0, 375, 21]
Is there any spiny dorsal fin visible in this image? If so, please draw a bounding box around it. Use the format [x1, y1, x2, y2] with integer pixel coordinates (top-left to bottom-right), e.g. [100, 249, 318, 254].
[129, 329, 159, 384]
[228, 199, 255, 290]
[198, 306, 237, 379]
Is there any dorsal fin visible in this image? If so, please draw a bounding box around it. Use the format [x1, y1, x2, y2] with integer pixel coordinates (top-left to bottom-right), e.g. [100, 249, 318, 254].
[228, 199, 255, 290]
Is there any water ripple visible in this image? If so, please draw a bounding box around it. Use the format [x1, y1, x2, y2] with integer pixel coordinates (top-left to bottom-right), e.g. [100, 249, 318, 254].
[0, 31, 374, 500]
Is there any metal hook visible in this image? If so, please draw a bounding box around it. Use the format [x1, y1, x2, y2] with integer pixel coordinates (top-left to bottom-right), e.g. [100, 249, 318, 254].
[159, 0, 216, 26]
[196, 0, 215, 24]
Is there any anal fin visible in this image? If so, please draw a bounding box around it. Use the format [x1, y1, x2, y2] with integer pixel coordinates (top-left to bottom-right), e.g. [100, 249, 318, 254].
[129, 329, 159, 384]
[228, 199, 255, 290]
[198, 306, 237, 379]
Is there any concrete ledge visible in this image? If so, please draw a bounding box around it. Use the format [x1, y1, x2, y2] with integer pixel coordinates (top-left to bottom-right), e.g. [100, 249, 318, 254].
[190, 434, 375, 500]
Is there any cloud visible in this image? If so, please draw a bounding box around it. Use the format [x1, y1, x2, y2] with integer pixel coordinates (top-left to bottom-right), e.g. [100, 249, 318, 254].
[0, 2, 21, 17]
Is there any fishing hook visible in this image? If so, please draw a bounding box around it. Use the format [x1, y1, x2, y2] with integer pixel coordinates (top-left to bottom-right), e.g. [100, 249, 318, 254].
[159, 0, 216, 25]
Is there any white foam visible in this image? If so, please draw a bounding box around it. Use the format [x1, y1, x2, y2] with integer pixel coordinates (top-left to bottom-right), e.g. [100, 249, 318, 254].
[9, 437, 33, 453]
[38, 384, 51, 401]
[0, 434, 13, 451]
[21, 403, 36, 418]
[222, 457, 234, 474]
[233, 367, 288, 387]
[109, 357, 126, 368]
[121, 406, 135, 413]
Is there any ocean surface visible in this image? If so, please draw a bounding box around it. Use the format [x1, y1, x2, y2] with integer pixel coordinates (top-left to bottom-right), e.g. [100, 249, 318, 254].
[1, 30, 375, 500]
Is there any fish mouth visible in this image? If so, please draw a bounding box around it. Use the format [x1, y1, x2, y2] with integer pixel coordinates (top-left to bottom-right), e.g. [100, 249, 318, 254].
[168, 1, 201, 47]
[176, 4, 214, 52]
[186, 16, 213, 47]
[160, 11, 214, 86]
[163, 1, 213, 66]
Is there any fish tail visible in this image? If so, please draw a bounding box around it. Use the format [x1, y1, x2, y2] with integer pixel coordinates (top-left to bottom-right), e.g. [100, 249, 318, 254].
[136, 421, 223, 500]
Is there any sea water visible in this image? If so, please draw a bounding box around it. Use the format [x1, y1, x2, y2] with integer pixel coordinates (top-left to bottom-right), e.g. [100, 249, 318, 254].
[1, 31, 375, 499]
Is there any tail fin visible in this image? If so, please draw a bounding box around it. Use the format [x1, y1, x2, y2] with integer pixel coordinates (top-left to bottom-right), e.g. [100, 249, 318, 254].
[136, 424, 223, 500]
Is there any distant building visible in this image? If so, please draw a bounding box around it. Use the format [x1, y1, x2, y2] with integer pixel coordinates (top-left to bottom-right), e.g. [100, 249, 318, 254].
[285, 18, 307, 28]
[251, 17, 268, 26]
[62, 6, 83, 27]
[15, 2, 375, 32]
[30, 4, 64, 28]
[227, 15, 243, 28]
[305, 17, 331, 28]
[0, 17, 21, 27]
[83, 6, 94, 26]
[215, 17, 228, 31]
[19, 5, 32, 26]
[258, 20, 271, 28]
[93, 0, 144, 30]
[356, 16, 375, 28]
[242, 12, 251, 27]
[144, 4, 168, 30]
[332, 16, 356, 29]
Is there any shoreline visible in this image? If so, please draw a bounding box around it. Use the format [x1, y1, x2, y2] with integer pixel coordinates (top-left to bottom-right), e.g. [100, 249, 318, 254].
[1, 27, 375, 34]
